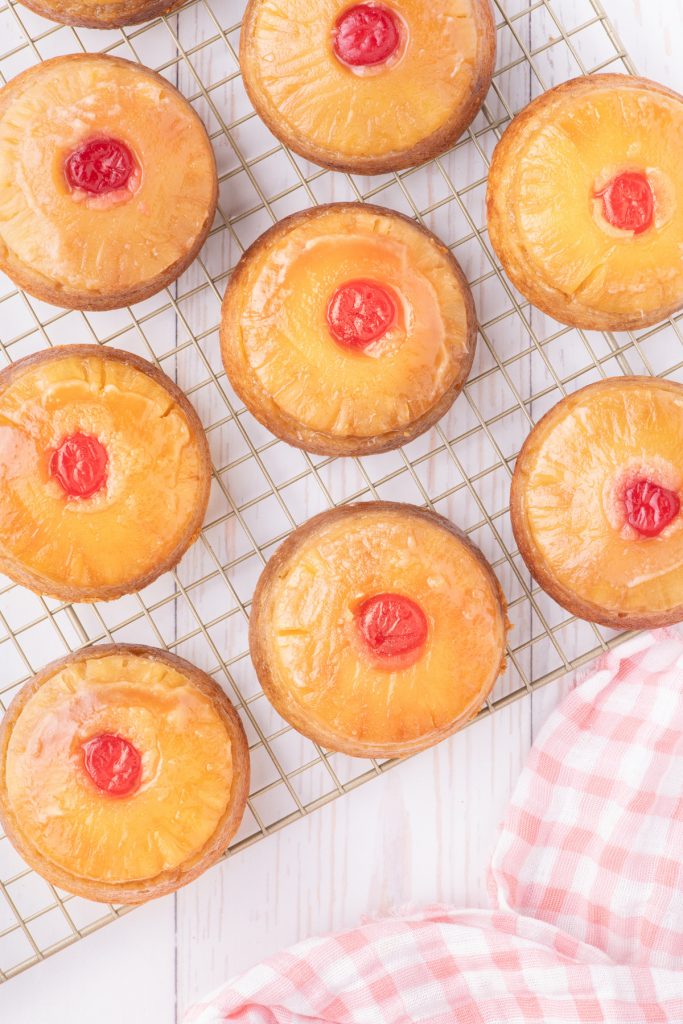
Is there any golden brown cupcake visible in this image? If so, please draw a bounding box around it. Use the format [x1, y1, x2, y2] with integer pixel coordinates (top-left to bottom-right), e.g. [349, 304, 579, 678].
[221, 203, 477, 456]
[0, 345, 211, 602]
[240, 0, 496, 174]
[17, 0, 184, 28]
[487, 75, 683, 331]
[250, 502, 509, 758]
[0, 645, 249, 904]
[511, 377, 683, 629]
[0, 55, 217, 310]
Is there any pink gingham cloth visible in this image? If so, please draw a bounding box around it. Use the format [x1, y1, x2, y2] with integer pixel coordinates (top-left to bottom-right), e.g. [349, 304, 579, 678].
[186, 631, 683, 1023]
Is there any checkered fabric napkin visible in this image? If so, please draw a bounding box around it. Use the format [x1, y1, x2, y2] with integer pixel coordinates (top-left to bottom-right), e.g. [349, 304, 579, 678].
[185, 631, 683, 1023]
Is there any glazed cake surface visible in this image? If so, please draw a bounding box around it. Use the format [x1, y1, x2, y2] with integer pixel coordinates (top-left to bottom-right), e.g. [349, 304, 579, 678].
[0, 55, 217, 309]
[488, 75, 683, 329]
[0, 647, 249, 901]
[250, 503, 508, 757]
[0, 346, 210, 601]
[511, 377, 683, 627]
[240, 0, 495, 172]
[221, 204, 477, 455]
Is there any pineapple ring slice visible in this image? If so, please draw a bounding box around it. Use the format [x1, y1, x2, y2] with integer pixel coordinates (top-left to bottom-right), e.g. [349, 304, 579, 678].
[0, 54, 217, 310]
[487, 75, 683, 331]
[0, 646, 249, 903]
[0, 345, 211, 602]
[511, 377, 683, 629]
[249, 502, 509, 758]
[221, 204, 477, 456]
[240, 0, 496, 174]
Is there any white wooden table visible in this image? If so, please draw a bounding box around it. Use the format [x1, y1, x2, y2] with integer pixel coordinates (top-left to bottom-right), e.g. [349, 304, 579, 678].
[1, 1, 681, 1020]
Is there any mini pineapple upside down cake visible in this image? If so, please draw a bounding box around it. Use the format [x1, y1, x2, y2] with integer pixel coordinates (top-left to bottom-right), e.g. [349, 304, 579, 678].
[487, 75, 683, 331]
[0, 345, 211, 602]
[16, 0, 186, 29]
[511, 377, 683, 629]
[240, 0, 496, 173]
[0, 54, 217, 310]
[221, 203, 477, 456]
[0, 646, 249, 903]
[249, 502, 509, 758]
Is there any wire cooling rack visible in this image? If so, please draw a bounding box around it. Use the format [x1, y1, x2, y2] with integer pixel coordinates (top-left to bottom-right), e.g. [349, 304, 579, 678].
[0, 0, 681, 983]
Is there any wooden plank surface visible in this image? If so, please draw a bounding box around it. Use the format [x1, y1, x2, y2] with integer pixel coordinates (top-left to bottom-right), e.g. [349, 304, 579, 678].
[0, 2, 681, 1021]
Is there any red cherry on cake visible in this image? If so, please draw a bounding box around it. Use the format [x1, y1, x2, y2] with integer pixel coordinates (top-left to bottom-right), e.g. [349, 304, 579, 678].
[65, 137, 135, 195]
[82, 733, 142, 797]
[357, 592, 428, 664]
[50, 432, 108, 499]
[326, 279, 397, 350]
[596, 171, 654, 235]
[333, 4, 402, 68]
[624, 478, 680, 537]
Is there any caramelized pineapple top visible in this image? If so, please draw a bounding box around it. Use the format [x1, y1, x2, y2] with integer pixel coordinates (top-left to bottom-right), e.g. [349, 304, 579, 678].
[223, 205, 475, 442]
[2, 652, 235, 883]
[514, 378, 683, 617]
[255, 505, 507, 753]
[489, 76, 683, 324]
[0, 348, 209, 599]
[242, 0, 490, 164]
[0, 55, 216, 299]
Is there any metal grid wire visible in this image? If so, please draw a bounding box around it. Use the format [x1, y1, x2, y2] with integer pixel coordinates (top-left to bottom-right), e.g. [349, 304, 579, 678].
[0, 0, 681, 982]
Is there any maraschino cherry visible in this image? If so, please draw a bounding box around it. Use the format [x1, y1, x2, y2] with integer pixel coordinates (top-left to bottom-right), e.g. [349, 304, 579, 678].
[624, 478, 680, 537]
[333, 4, 402, 68]
[82, 733, 142, 797]
[596, 171, 654, 235]
[327, 279, 397, 350]
[50, 433, 108, 499]
[65, 138, 135, 195]
[357, 593, 428, 663]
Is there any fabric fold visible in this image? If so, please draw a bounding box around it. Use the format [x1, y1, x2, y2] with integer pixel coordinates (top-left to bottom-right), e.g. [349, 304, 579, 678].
[185, 632, 683, 1023]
